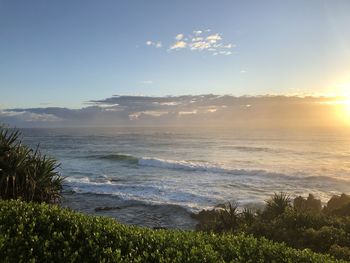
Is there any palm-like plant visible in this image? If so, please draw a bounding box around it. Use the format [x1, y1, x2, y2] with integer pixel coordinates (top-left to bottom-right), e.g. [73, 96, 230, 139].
[0, 125, 63, 203]
[264, 192, 291, 219]
[215, 202, 239, 232]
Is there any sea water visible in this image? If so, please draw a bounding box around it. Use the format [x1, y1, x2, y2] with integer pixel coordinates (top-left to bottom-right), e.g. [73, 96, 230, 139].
[21, 127, 350, 229]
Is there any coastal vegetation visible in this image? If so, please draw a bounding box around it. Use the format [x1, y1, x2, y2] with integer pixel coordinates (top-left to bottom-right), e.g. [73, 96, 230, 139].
[193, 193, 350, 261]
[0, 199, 342, 262]
[0, 126, 62, 203]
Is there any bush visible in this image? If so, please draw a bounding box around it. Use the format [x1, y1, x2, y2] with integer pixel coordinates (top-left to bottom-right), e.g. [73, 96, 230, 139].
[0, 126, 63, 203]
[0, 200, 341, 262]
[263, 192, 292, 219]
[194, 192, 350, 261]
[294, 194, 322, 213]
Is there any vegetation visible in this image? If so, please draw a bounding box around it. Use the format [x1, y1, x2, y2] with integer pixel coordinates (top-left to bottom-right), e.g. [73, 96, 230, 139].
[193, 192, 350, 261]
[0, 199, 342, 262]
[0, 125, 63, 203]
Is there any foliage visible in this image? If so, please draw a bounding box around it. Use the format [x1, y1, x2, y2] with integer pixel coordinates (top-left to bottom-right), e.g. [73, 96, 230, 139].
[0, 126, 63, 203]
[324, 194, 350, 215]
[294, 194, 322, 213]
[263, 192, 292, 219]
[0, 199, 341, 263]
[194, 192, 350, 261]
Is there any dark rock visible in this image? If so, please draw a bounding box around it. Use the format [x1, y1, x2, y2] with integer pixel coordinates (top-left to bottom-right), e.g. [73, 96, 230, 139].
[94, 206, 121, 212]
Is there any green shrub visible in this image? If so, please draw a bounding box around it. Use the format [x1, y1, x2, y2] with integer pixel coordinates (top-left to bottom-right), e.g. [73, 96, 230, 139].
[0, 200, 341, 262]
[294, 194, 322, 213]
[194, 193, 350, 261]
[263, 192, 292, 219]
[0, 126, 63, 203]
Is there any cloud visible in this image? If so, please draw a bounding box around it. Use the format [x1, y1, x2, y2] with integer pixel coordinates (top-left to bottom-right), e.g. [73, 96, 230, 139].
[145, 29, 235, 55]
[168, 30, 235, 55]
[175, 34, 184, 40]
[206, 33, 222, 43]
[178, 110, 197, 115]
[1, 95, 346, 128]
[146, 40, 162, 48]
[190, 41, 211, 50]
[169, 41, 187, 50]
[0, 110, 61, 123]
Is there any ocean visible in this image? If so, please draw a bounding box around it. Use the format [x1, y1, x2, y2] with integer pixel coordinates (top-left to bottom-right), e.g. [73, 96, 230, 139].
[21, 127, 350, 229]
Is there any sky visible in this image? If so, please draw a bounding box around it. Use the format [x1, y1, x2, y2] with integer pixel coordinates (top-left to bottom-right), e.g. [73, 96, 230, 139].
[0, 0, 350, 110]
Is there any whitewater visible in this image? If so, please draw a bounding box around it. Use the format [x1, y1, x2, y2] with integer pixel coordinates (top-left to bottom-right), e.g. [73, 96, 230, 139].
[21, 127, 350, 229]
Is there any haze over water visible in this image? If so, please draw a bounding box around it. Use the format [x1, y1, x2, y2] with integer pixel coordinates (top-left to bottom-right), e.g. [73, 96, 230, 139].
[21, 127, 350, 229]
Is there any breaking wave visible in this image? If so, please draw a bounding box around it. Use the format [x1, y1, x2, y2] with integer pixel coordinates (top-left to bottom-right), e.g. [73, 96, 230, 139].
[85, 154, 346, 182]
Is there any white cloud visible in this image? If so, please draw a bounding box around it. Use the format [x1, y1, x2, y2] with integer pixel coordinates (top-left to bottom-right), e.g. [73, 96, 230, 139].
[224, 44, 234, 49]
[219, 51, 232, 56]
[190, 41, 211, 51]
[175, 34, 184, 40]
[193, 30, 202, 36]
[156, 102, 180, 106]
[129, 110, 168, 120]
[192, 37, 203, 42]
[206, 34, 222, 43]
[170, 41, 187, 50]
[145, 40, 162, 48]
[168, 30, 235, 55]
[240, 70, 247, 74]
[178, 110, 198, 115]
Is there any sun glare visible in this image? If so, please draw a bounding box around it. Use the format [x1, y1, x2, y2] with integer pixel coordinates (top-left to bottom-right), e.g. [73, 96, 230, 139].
[322, 85, 350, 126]
[335, 87, 350, 125]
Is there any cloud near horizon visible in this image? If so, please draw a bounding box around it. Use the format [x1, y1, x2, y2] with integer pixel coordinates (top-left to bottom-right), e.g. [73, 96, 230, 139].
[0, 95, 348, 128]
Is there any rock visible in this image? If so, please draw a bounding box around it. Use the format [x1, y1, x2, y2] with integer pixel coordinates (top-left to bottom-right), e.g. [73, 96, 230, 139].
[94, 206, 121, 212]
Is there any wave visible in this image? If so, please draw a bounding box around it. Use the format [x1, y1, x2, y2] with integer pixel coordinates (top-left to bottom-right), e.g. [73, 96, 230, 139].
[94, 153, 259, 175]
[90, 154, 139, 163]
[229, 146, 280, 153]
[88, 154, 348, 182]
[63, 177, 209, 212]
[138, 157, 347, 182]
[138, 157, 243, 174]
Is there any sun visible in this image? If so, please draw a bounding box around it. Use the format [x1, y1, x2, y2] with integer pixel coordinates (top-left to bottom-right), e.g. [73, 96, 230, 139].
[334, 87, 350, 125]
[322, 85, 350, 125]
[344, 99, 350, 114]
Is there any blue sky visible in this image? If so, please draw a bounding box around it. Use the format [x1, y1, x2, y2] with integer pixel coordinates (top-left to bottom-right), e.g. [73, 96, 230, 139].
[1, 0, 350, 108]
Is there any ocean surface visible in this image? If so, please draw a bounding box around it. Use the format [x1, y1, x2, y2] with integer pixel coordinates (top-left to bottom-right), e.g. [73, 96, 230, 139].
[21, 127, 350, 229]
